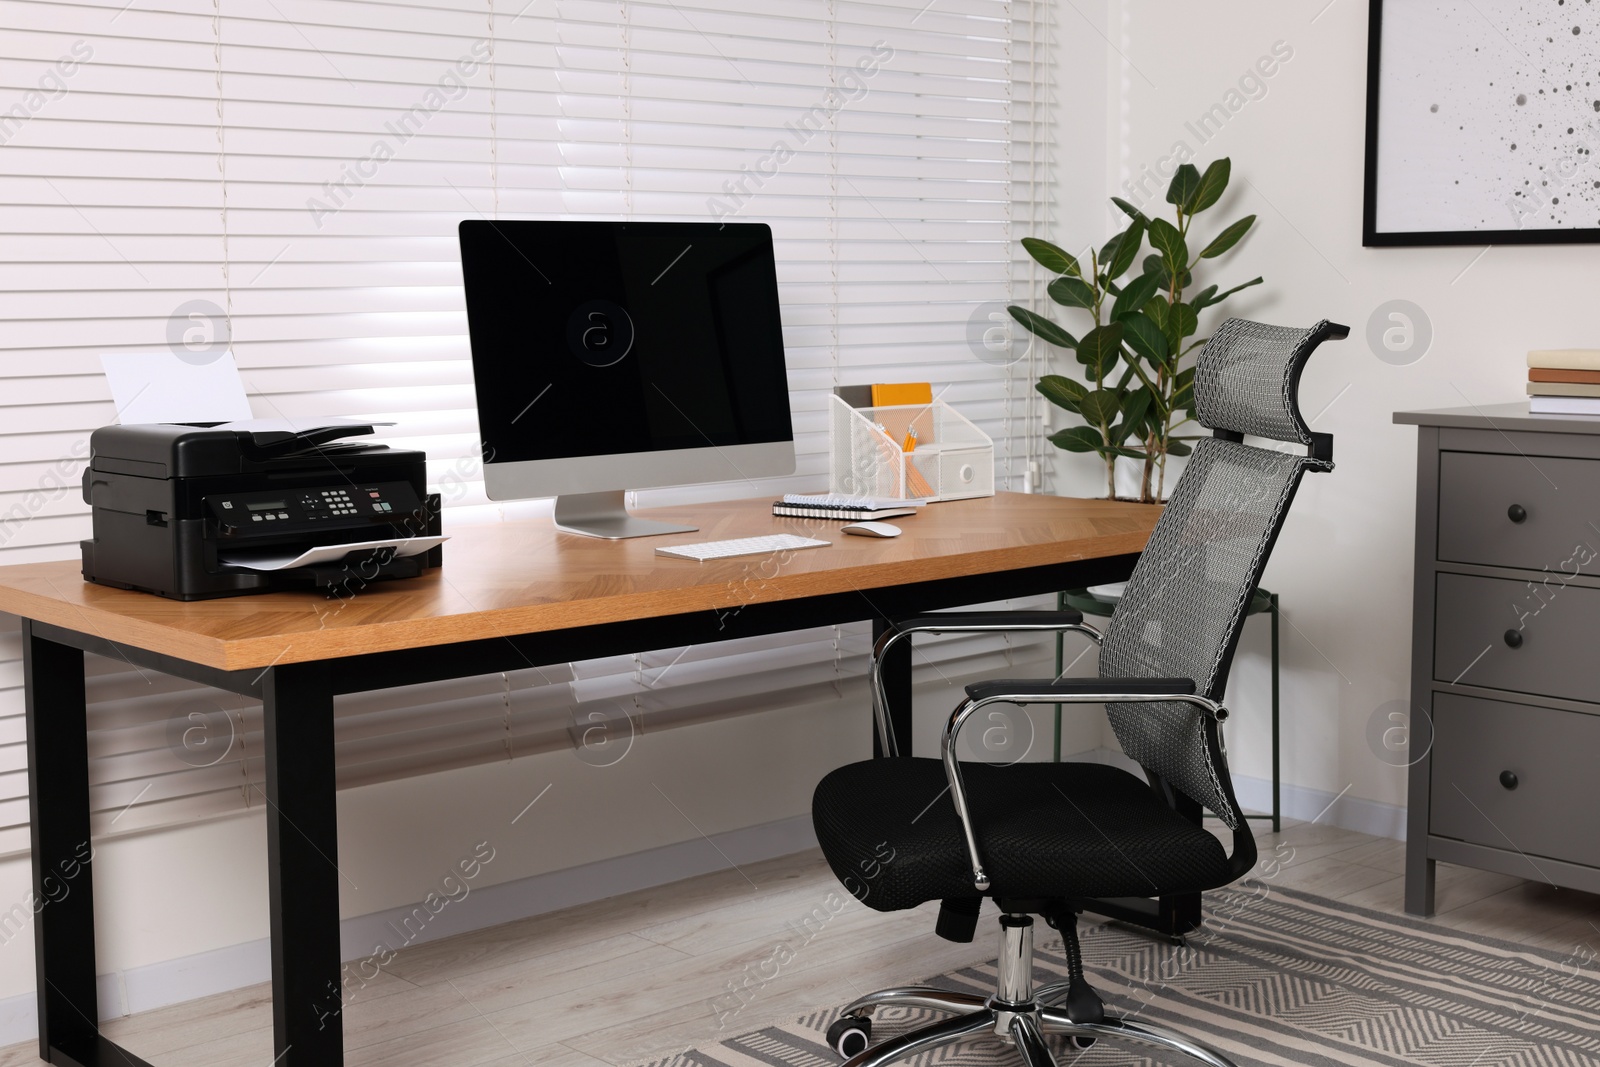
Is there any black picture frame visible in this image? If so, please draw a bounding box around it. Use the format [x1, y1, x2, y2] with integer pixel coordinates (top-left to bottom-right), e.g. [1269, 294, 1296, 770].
[1362, 0, 1600, 246]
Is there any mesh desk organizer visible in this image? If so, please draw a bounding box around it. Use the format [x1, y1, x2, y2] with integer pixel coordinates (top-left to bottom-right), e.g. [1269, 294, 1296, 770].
[809, 317, 1346, 1067]
[829, 393, 994, 501]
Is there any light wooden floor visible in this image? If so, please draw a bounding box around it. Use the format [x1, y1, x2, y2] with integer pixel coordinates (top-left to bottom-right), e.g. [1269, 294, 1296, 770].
[3, 818, 1597, 1066]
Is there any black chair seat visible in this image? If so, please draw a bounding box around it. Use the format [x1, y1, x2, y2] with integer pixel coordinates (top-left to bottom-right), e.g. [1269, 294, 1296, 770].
[812, 757, 1231, 913]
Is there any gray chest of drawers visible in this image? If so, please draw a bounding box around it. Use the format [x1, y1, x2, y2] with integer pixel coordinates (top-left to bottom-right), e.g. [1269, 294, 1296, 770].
[1396, 404, 1600, 916]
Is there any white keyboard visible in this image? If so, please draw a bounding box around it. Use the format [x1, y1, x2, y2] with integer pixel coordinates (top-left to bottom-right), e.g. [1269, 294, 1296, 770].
[655, 533, 831, 562]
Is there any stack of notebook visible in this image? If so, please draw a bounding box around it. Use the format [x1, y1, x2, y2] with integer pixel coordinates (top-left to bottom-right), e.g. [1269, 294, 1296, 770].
[772, 494, 924, 520]
[1528, 350, 1600, 414]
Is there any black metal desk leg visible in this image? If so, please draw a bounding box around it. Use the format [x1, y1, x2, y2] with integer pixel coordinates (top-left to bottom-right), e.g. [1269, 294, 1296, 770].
[23, 621, 100, 1062]
[1270, 592, 1281, 834]
[871, 618, 913, 758]
[262, 662, 344, 1066]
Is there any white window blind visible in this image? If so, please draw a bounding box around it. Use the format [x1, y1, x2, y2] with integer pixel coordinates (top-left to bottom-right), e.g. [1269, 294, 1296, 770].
[0, 0, 1055, 854]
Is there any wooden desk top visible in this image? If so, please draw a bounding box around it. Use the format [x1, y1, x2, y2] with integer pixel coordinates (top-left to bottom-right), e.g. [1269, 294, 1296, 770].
[0, 493, 1158, 671]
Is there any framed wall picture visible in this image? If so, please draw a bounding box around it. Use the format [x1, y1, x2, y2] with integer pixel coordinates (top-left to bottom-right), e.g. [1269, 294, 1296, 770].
[1364, 0, 1600, 246]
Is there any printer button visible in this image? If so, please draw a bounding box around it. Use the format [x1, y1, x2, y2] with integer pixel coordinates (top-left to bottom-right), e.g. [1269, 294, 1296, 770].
[277, 512, 289, 520]
[253, 515, 263, 522]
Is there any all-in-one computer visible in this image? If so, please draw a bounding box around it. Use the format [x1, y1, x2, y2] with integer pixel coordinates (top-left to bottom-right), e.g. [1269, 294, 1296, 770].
[459, 220, 796, 538]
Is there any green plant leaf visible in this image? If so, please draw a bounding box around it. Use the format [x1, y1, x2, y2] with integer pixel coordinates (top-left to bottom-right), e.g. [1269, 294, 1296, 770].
[1166, 438, 1194, 457]
[1077, 389, 1121, 426]
[1110, 196, 1148, 223]
[1203, 276, 1264, 306]
[1076, 322, 1124, 378]
[1187, 158, 1231, 214]
[1122, 312, 1170, 365]
[1047, 276, 1096, 310]
[1141, 254, 1190, 297]
[1048, 425, 1104, 453]
[1189, 284, 1218, 308]
[1161, 301, 1200, 354]
[1035, 374, 1087, 413]
[1161, 305, 1182, 353]
[1166, 163, 1201, 209]
[1115, 388, 1153, 444]
[1007, 305, 1078, 350]
[1104, 218, 1146, 279]
[1172, 369, 1194, 409]
[1099, 232, 1121, 266]
[1110, 272, 1160, 320]
[1198, 214, 1256, 259]
[1021, 237, 1080, 277]
[1147, 218, 1188, 270]
[1171, 301, 1199, 339]
[1143, 295, 1171, 330]
[1110, 445, 1148, 459]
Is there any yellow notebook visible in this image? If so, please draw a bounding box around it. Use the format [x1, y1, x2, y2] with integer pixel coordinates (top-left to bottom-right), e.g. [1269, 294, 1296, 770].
[871, 382, 933, 407]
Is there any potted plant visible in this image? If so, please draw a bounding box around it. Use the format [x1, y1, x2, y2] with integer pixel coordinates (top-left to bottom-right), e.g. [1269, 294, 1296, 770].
[1009, 158, 1261, 503]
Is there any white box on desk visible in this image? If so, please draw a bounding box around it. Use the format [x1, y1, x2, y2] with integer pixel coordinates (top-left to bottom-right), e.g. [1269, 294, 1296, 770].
[827, 394, 994, 503]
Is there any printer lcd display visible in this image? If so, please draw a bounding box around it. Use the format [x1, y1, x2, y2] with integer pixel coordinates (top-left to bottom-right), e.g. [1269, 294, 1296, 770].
[246, 501, 287, 512]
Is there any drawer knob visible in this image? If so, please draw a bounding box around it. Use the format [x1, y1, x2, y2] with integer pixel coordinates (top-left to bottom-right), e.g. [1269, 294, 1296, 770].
[1503, 629, 1523, 649]
[1507, 504, 1528, 524]
[1500, 770, 1519, 790]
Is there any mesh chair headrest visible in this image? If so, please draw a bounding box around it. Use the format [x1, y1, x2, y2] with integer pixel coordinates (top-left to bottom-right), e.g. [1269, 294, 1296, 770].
[1193, 318, 1348, 450]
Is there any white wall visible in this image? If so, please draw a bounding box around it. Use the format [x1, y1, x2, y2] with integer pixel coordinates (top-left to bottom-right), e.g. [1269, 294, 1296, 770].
[1084, 0, 1565, 827]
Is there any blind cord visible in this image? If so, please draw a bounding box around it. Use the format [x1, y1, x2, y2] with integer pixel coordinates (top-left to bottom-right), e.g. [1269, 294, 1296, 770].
[211, 0, 234, 354]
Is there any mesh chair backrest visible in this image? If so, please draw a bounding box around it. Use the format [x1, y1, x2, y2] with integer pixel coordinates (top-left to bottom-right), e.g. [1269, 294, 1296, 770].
[1097, 318, 1340, 828]
[1194, 318, 1332, 444]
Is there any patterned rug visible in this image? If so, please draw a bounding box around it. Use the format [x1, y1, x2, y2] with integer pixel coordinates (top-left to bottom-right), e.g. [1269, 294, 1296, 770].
[641, 882, 1600, 1067]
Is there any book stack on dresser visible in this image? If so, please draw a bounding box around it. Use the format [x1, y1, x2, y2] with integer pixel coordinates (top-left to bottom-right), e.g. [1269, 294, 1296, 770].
[1528, 349, 1600, 414]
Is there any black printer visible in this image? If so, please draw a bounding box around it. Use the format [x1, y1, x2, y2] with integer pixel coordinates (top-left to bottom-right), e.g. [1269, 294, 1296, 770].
[81, 423, 442, 601]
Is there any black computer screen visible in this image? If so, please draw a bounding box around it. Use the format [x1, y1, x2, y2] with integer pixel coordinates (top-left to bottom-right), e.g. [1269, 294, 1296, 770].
[459, 220, 793, 464]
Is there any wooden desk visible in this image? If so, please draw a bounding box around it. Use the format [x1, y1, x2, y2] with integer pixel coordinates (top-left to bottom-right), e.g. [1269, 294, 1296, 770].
[0, 491, 1156, 1067]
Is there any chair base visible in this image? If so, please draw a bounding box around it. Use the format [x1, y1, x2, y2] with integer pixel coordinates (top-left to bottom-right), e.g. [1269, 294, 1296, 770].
[832, 995, 1239, 1067]
[829, 915, 1238, 1067]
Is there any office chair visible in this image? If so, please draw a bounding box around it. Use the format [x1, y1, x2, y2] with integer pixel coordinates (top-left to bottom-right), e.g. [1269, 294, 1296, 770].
[812, 318, 1347, 1067]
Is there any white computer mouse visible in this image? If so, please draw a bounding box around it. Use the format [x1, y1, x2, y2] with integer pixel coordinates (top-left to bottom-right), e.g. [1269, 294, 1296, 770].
[842, 521, 902, 538]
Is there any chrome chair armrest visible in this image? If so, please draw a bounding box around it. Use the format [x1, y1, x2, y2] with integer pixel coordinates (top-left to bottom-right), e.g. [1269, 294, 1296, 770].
[869, 613, 1104, 757]
[940, 679, 1223, 892]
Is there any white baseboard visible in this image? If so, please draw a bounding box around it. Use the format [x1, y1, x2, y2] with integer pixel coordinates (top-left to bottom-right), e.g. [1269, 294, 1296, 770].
[0, 761, 1408, 1048]
[0, 812, 820, 1047]
[1076, 746, 1406, 840]
[1231, 771, 1407, 841]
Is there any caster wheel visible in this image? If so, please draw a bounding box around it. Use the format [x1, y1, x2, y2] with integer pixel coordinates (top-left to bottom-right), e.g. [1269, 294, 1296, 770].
[1071, 1035, 1096, 1050]
[826, 1015, 872, 1059]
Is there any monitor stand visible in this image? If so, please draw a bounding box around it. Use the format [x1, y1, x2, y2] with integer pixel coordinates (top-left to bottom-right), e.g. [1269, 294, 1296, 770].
[552, 490, 698, 540]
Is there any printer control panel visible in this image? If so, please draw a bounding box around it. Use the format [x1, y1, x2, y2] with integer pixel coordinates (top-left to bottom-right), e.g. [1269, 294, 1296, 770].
[207, 482, 423, 535]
